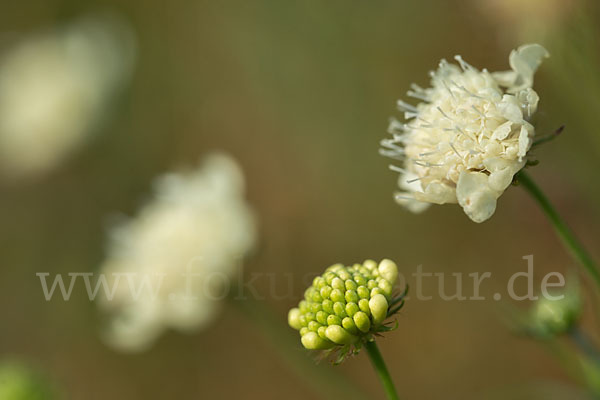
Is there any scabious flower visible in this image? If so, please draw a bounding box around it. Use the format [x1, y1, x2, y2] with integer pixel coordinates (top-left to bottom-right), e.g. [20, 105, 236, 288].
[0, 14, 135, 177]
[381, 44, 549, 222]
[288, 259, 405, 362]
[98, 153, 256, 352]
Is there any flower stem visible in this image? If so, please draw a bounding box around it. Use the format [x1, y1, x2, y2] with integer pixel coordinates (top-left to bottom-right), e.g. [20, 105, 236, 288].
[569, 326, 600, 365]
[230, 295, 370, 400]
[364, 340, 400, 400]
[517, 170, 600, 288]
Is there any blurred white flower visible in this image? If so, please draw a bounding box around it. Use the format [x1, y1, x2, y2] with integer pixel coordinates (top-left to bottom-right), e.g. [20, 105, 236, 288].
[98, 153, 256, 352]
[0, 14, 135, 177]
[382, 44, 548, 223]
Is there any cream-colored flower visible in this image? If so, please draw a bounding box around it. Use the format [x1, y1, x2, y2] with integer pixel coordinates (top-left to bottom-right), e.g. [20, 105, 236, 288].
[0, 15, 135, 177]
[98, 153, 256, 352]
[382, 44, 548, 223]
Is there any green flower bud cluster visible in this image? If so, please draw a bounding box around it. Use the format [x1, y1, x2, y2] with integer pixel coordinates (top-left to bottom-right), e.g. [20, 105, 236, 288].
[288, 259, 400, 350]
[0, 362, 57, 400]
[531, 289, 581, 337]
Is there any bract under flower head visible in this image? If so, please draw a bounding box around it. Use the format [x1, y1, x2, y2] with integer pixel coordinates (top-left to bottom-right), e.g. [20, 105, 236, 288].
[382, 44, 549, 222]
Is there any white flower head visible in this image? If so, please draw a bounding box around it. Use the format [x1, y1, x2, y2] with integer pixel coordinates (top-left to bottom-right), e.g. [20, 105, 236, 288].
[0, 14, 135, 177]
[382, 44, 549, 222]
[98, 153, 256, 352]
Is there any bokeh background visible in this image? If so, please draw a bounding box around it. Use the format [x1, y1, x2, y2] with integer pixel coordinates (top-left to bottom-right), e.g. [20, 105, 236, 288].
[1, 0, 600, 399]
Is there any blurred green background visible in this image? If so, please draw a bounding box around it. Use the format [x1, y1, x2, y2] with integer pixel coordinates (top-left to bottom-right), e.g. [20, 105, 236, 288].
[1, 0, 600, 398]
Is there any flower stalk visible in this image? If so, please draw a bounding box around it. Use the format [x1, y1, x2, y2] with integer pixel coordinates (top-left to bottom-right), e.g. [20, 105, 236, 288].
[516, 170, 600, 288]
[569, 326, 600, 365]
[364, 340, 400, 400]
[232, 293, 369, 400]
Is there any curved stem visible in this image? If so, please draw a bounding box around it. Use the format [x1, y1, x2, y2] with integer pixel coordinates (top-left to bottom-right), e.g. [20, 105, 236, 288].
[517, 170, 600, 288]
[364, 341, 400, 400]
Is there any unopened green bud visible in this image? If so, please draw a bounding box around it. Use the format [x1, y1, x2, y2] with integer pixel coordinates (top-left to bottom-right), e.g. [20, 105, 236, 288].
[363, 259, 377, 271]
[311, 291, 323, 303]
[299, 300, 309, 313]
[342, 317, 358, 334]
[338, 270, 351, 281]
[330, 289, 345, 303]
[299, 315, 307, 327]
[327, 314, 342, 326]
[358, 298, 370, 315]
[367, 280, 378, 290]
[379, 280, 393, 298]
[324, 272, 337, 285]
[353, 311, 371, 333]
[308, 321, 321, 332]
[533, 289, 581, 336]
[333, 302, 347, 318]
[313, 276, 325, 288]
[371, 287, 384, 298]
[288, 308, 302, 330]
[316, 311, 328, 325]
[345, 302, 359, 317]
[369, 294, 389, 325]
[327, 263, 344, 272]
[345, 290, 359, 303]
[354, 275, 366, 286]
[378, 259, 399, 285]
[325, 325, 357, 345]
[332, 277, 345, 291]
[357, 286, 370, 299]
[304, 287, 316, 301]
[305, 312, 315, 323]
[345, 280, 358, 291]
[300, 327, 309, 336]
[322, 299, 334, 314]
[320, 286, 332, 299]
[317, 326, 328, 340]
[302, 331, 334, 350]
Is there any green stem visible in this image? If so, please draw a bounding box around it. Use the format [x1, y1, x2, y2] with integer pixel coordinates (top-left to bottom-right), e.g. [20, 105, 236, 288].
[231, 296, 369, 400]
[364, 340, 400, 400]
[517, 170, 600, 288]
[569, 326, 600, 365]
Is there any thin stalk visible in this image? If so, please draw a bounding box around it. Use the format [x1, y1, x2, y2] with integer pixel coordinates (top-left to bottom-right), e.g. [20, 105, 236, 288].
[569, 326, 600, 365]
[230, 295, 369, 400]
[364, 340, 400, 400]
[516, 170, 600, 289]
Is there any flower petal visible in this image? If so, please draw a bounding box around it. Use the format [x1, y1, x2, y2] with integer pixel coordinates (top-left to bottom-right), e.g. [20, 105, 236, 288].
[518, 124, 533, 160]
[508, 44, 549, 91]
[491, 120, 513, 141]
[456, 171, 498, 223]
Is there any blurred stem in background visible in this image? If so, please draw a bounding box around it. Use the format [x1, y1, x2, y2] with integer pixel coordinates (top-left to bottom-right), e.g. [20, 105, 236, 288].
[364, 341, 400, 400]
[540, 337, 600, 397]
[516, 170, 600, 289]
[230, 294, 370, 400]
[569, 326, 600, 365]
[517, 169, 600, 394]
